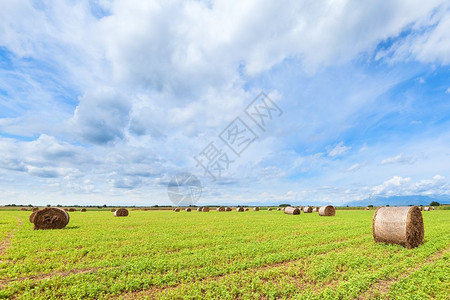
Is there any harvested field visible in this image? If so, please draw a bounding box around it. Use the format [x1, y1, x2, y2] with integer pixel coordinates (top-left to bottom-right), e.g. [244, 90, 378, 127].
[0, 210, 448, 299]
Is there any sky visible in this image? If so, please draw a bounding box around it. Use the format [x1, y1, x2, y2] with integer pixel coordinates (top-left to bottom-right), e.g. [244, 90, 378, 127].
[1, 0, 450, 206]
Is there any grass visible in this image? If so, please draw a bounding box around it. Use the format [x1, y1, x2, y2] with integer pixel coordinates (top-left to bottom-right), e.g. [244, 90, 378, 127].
[0, 209, 448, 299]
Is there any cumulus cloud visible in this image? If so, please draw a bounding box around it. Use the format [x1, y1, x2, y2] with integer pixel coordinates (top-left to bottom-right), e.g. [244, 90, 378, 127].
[370, 175, 448, 197]
[69, 87, 131, 144]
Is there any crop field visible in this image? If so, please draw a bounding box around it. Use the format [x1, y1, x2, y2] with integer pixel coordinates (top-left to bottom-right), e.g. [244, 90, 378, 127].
[0, 209, 449, 299]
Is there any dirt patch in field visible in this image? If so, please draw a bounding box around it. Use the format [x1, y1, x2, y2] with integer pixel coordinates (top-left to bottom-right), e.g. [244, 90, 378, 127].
[0, 267, 101, 289]
[356, 247, 450, 300]
[0, 217, 23, 258]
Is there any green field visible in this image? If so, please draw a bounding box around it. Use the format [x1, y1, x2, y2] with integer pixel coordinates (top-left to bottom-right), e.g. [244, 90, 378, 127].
[0, 209, 449, 299]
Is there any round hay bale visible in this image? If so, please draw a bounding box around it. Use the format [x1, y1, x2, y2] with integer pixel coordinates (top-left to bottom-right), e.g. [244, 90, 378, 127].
[430, 206, 435, 210]
[216, 207, 225, 212]
[312, 207, 318, 212]
[173, 208, 180, 212]
[236, 207, 245, 212]
[68, 208, 76, 212]
[318, 205, 335, 216]
[32, 207, 69, 230]
[185, 208, 191, 212]
[110, 208, 116, 212]
[29, 211, 38, 223]
[244, 208, 249, 211]
[21, 208, 28, 211]
[423, 207, 430, 211]
[253, 207, 260, 211]
[303, 206, 312, 213]
[365, 207, 370, 210]
[32, 207, 39, 212]
[284, 207, 300, 215]
[267, 207, 272, 211]
[114, 208, 129, 217]
[197, 207, 202, 212]
[277, 207, 282, 211]
[225, 207, 232, 211]
[372, 206, 424, 249]
[64, 208, 69, 212]
[202, 207, 210, 212]
[81, 208, 87, 212]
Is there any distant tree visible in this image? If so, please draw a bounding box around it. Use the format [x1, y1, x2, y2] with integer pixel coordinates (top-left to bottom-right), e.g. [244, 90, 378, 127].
[430, 201, 440, 206]
[103, 204, 107, 208]
[57, 204, 62, 207]
[46, 204, 51, 207]
[386, 205, 390, 207]
[279, 204, 291, 207]
[368, 205, 373, 207]
[28, 204, 32, 207]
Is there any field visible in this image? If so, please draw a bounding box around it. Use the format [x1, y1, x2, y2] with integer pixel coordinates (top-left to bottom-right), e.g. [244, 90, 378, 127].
[0, 209, 449, 299]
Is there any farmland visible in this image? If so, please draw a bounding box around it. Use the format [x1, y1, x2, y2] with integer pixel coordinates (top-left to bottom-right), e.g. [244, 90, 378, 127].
[0, 209, 449, 299]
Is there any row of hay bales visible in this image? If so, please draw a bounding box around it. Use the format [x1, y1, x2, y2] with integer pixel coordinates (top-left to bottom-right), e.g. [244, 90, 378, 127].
[172, 206, 264, 212]
[283, 205, 335, 216]
[26, 205, 426, 249]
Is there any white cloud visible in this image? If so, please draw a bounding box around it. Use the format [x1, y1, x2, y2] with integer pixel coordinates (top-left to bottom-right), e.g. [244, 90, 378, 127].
[345, 162, 366, 172]
[380, 154, 416, 165]
[328, 142, 351, 157]
[371, 176, 411, 196]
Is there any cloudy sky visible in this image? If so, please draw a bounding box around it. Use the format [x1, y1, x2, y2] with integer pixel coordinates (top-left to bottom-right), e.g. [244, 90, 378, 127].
[1, 0, 450, 206]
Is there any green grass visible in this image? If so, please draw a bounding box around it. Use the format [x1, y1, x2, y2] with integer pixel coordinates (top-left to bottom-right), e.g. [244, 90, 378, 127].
[0, 210, 448, 299]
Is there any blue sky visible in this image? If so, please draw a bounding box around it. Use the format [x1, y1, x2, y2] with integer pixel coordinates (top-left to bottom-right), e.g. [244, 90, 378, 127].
[1, 0, 450, 206]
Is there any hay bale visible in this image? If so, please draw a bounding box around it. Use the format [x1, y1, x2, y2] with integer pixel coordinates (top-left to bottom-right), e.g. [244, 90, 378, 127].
[312, 207, 318, 212]
[29, 211, 38, 223]
[110, 208, 116, 212]
[372, 206, 424, 249]
[32, 207, 39, 212]
[318, 205, 335, 216]
[68, 208, 76, 212]
[303, 206, 312, 213]
[284, 207, 300, 215]
[21, 208, 28, 211]
[253, 207, 260, 211]
[173, 208, 180, 212]
[423, 207, 430, 211]
[236, 207, 245, 212]
[81, 208, 87, 212]
[216, 207, 225, 212]
[197, 207, 202, 212]
[244, 208, 249, 211]
[32, 207, 69, 230]
[226, 207, 232, 211]
[365, 207, 370, 210]
[64, 208, 69, 212]
[267, 207, 272, 211]
[202, 207, 210, 212]
[185, 208, 191, 212]
[277, 207, 282, 211]
[430, 206, 435, 210]
[114, 208, 129, 217]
